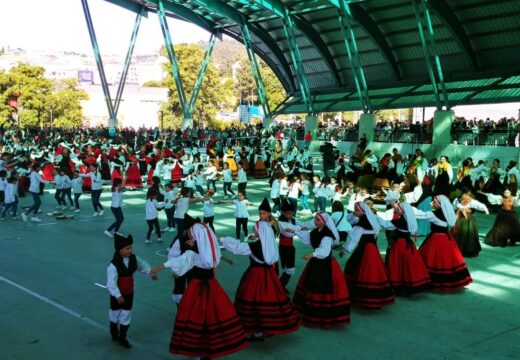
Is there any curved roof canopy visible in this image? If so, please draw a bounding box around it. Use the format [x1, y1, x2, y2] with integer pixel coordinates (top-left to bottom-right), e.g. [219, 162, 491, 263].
[107, 0, 520, 114]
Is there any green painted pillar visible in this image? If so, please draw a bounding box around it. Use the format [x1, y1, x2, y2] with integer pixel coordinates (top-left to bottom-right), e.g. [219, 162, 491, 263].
[263, 117, 273, 130]
[305, 115, 318, 151]
[433, 109, 454, 145]
[359, 113, 376, 142]
[182, 118, 193, 131]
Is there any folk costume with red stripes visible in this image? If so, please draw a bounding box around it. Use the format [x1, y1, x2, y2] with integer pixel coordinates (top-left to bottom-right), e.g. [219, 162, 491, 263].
[107, 234, 152, 348]
[344, 202, 395, 309]
[377, 202, 431, 296]
[293, 212, 351, 328]
[221, 198, 300, 339]
[414, 195, 473, 291]
[163, 220, 248, 359]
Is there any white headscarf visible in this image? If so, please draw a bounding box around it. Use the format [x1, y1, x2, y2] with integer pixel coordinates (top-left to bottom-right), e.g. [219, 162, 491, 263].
[190, 223, 221, 268]
[344, 202, 380, 253]
[255, 220, 279, 265]
[355, 202, 381, 234]
[316, 212, 340, 244]
[398, 202, 418, 235]
[433, 195, 456, 227]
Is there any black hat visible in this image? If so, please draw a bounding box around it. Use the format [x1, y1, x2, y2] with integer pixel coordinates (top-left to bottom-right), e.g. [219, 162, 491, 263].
[259, 197, 272, 213]
[184, 214, 198, 230]
[281, 199, 293, 213]
[114, 233, 133, 250]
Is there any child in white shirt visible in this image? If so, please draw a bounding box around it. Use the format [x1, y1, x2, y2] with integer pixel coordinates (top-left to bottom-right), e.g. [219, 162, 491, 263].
[233, 192, 253, 240]
[160, 183, 178, 232]
[145, 188, 164, 244]
[220, 163, 235, 199]
[71, 171, 83, 213]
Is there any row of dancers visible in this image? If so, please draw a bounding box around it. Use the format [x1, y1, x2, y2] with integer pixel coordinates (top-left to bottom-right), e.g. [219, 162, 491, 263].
[110, 194, 472, 358]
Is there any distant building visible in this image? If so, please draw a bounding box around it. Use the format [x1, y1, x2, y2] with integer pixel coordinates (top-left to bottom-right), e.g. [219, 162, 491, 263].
[80, 84, 168, 129]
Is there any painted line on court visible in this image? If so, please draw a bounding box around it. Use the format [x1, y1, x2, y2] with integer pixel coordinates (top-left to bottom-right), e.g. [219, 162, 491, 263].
[0, 275, 107, 332]
[155, 249, 168, 258]
[0, 275, 174, 358]
[93, 282, 107, 289]
[38, 222, 57, 226]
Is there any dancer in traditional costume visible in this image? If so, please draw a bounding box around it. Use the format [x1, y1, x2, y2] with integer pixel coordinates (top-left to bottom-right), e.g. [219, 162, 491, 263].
[125, 153, 143, 188]
[289, 212, 351, 328]
[221, 198, 299, 341]
[452, 192, 489, 257]
[152, 218, 249, 359]
[413, 195, 473, 291]
[480, 189, 520, 247]
[377, 202, 431, 296]
[342, 202, 394, 308]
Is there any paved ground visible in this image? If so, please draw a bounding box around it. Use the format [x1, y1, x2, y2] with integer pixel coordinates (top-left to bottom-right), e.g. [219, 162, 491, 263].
[1, 178, 519, 360]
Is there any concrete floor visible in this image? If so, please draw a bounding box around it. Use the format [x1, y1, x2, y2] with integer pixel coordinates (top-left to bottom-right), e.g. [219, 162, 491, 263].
[1, 178, 519, 360]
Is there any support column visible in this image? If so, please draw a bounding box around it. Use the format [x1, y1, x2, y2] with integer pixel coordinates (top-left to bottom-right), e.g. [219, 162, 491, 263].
[432, 109, 454, 145]
[263, 117, 273, 130]
[182, 118, 193, 131]
[358, 113, 376, 142]
[305, 115, 318, 151]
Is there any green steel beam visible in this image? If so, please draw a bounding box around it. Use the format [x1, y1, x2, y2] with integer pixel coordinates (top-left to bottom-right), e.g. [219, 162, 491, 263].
[420, 0, 450, 109]
[186, 0, 296, 92]
[413, 0, 442, 110]
[428, 0, 478, 71]
[282, 7, 313, 114]
[236, 0, 342, 87]
[242, 24, 270, 117]
[114, 6, 144, 118]
[81, 0, 115, 121]
[337, 0, 372, 113]
[158, 0, 187, 118]
[187, 33, 218, 117]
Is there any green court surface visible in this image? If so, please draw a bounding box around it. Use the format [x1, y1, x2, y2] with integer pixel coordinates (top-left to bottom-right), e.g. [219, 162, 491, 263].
[1, 179, 519, 360]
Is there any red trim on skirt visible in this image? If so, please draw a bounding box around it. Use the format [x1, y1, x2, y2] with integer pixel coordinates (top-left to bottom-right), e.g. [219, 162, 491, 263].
[234, 266, 300, 335]
[170, 278, 248, 359]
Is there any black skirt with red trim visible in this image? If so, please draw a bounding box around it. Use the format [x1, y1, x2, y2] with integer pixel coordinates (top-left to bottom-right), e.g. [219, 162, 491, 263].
[234, 264, 300, 335]
[170, 275, 248, 359]
[386, 237, 431, 296]
[293, 257, 351, 328]
[344, 236, 395, 309]
[419, 232, 473, 291]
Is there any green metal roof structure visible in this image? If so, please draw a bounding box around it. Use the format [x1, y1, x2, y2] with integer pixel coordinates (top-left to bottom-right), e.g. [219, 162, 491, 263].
[105, 0, 520, 116]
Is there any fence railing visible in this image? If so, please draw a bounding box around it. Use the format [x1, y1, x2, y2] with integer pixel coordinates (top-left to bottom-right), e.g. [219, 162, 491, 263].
[451, 130, 517, 146]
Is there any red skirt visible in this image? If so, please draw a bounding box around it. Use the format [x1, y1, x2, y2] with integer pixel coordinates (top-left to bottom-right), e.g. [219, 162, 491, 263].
[345, 242, 395, 309]
[234, 265, 300, 335]
[79, 166, 91, 192]
[42, 163, 55, 181]
[125, 165, 142, 188]
[111, 169, 122, 185]
[18, 175, 27, 197]
[419, 232, 473, 291]
[147, 168, 154, 186]
[170, 278, 248, 359]
[386, 238, 431, 296]
[294, 257, 350, 328]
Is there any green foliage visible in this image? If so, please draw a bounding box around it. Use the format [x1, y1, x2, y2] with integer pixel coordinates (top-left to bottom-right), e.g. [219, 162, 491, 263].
[160, 44, 221, 129]
[234, 56, 286, 112]
[142, 80, 164, 88]
[0, 63, 88, 128]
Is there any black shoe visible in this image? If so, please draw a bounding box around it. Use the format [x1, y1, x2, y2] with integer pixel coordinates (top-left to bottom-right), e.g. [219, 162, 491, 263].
[118, 338, 132, 348]
[248, 334, 266, 342]
[118, 325, 131, 348]
[109, 322, 119, 342]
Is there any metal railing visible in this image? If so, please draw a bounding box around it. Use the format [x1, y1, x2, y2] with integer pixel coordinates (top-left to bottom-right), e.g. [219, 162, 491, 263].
[451, 130, 517, 146]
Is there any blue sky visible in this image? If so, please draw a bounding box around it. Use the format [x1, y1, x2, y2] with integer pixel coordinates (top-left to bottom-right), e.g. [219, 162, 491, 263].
[0, 0, 212, 54]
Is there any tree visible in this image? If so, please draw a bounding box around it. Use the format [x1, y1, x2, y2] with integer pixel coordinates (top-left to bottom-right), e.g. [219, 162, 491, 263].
[234, 56, 286, 112]
[49, 78, 89, 128]
[160, 44, 222, 129]
[0, 63, 88, 128]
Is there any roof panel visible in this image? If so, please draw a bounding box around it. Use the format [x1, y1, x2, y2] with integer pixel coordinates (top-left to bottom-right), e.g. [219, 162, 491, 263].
[112, 0, 520, 114]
